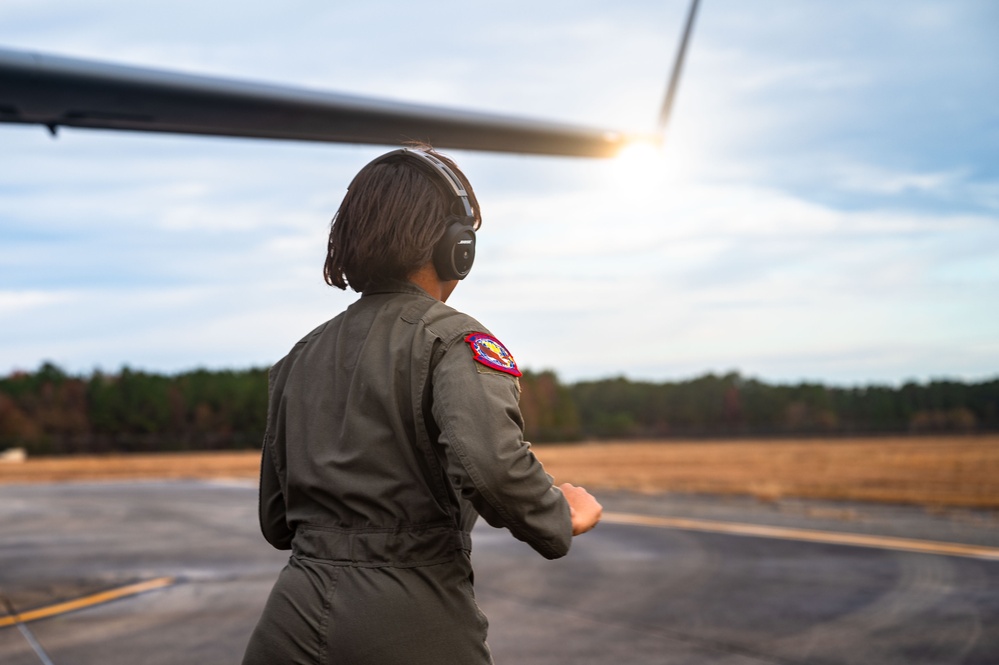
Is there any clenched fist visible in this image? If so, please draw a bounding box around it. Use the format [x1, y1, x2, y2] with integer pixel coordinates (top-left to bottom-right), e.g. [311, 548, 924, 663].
[559, 483, 603, 536]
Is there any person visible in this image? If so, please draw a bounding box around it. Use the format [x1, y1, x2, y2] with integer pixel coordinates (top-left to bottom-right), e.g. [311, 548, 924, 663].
[242, 146, 602, 665]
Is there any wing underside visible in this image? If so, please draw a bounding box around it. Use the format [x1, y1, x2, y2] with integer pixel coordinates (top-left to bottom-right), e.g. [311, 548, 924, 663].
[0, 47, 642, 158]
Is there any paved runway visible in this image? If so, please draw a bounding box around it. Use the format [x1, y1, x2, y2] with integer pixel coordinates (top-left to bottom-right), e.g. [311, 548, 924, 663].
[1, 481, 997, 664]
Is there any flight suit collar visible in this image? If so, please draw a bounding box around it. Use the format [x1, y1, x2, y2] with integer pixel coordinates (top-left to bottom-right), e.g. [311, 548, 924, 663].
[362, 279, 434, 300]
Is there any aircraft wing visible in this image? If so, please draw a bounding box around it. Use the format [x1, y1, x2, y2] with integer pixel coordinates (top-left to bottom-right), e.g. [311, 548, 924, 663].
[0, 47, 645, 158]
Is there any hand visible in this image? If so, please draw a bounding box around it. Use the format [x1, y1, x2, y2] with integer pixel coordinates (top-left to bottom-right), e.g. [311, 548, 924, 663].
[559, 483, 603, 536]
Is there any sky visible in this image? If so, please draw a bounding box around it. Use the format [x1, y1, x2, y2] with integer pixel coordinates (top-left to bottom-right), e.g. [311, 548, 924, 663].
[1, 1, 997, 386]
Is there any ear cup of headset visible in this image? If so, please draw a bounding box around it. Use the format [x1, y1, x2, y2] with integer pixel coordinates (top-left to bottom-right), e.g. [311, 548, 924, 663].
[433, 219, 476, 280]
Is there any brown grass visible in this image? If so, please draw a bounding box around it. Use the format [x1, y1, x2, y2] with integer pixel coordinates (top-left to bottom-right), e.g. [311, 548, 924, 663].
[535, 436, 999, 508]
[2, 435, 998, 508]
[0, 450, 261, 484]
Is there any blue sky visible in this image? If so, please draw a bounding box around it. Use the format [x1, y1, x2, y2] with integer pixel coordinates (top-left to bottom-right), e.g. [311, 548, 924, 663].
[1, 1, 997, 385]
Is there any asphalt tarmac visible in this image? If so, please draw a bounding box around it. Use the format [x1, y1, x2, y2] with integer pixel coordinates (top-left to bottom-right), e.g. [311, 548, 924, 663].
[1, 480, 997, 665]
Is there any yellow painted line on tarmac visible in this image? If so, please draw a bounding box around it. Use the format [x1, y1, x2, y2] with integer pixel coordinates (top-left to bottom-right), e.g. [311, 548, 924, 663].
[603, 512, 999, 561]
[0, 576, 175, 628]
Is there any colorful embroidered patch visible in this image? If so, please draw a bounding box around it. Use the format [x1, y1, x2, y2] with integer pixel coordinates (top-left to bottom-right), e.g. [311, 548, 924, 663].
[465, 332, 522, 377]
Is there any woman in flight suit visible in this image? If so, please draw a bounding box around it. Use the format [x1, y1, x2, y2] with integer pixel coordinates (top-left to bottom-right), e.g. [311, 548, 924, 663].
[242, 147, 602, 665]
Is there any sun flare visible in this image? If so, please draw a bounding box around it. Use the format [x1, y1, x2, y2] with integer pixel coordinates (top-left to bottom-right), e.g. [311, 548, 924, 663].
[610, 139, 675, 196]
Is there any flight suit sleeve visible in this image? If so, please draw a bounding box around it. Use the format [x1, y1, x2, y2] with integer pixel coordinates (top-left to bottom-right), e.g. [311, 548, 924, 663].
[258, 439, 293, 550]
[258, 359, 293, 550]
[431, 335, 572, 560]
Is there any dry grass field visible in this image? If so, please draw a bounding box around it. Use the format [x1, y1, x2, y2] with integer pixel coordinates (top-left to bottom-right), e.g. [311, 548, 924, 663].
[0, 450, 262, 485]
[2, 435, 998, 508]
[534, 436, 999, 508]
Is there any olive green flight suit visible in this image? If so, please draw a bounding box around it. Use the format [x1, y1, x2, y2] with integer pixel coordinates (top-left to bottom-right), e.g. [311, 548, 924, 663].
[242, 281, 572, 665]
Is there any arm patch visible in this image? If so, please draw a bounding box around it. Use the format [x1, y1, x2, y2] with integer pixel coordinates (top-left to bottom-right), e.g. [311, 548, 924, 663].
[464, 332, 523, 377]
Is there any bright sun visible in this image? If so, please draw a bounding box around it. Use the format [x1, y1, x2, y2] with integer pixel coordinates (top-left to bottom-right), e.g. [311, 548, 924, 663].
[610, 139, 673, 195]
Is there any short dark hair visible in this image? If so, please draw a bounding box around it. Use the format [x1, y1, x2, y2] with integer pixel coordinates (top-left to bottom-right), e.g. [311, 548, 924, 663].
[323, 147, 481, 292]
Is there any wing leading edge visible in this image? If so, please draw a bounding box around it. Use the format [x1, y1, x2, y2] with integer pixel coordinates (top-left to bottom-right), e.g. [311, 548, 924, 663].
[0, 47, 651, 158]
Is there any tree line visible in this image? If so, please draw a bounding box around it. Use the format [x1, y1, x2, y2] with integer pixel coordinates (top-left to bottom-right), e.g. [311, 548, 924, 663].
[1, 362, 997, 455]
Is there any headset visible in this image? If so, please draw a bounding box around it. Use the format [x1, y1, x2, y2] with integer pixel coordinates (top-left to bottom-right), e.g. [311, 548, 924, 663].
[361, 148, 478, 281]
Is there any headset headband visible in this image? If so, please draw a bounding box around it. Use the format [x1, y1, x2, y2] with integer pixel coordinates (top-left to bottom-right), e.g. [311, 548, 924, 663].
[364, 148, 476, 221]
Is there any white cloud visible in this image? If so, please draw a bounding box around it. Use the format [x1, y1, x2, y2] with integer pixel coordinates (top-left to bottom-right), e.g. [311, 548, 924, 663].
[0, 290, 71, 313]
[824, 162, 969, 196]
[1, 0, 997, 385]
[734, 61, 871, 94]
[457, 161, 999, 383]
